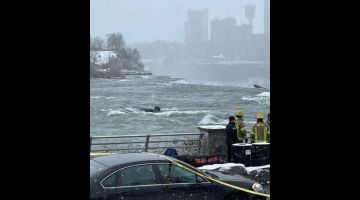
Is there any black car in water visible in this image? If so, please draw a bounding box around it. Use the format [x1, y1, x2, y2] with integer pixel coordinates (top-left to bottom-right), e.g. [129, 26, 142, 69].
[90, 153, 267, 200]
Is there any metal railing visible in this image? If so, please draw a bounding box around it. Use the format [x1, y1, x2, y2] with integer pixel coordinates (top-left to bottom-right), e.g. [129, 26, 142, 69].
[90, 133, 204, 155]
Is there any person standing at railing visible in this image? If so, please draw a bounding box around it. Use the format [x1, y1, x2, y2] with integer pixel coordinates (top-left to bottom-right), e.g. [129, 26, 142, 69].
[226, 116, 239, 162]
[251, 113, 270, 143]
[235, 110, 247, 143]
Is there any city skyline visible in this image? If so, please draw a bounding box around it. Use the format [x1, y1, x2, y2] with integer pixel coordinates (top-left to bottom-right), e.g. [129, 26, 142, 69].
[91, 0, 268, 44]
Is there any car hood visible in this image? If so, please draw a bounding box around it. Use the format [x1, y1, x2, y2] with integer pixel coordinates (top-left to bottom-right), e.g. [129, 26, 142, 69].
[203, 170, 258, 189]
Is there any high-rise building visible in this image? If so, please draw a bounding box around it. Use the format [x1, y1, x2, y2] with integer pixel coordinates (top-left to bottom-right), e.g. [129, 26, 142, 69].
[184, 9, 208, 45]
[244, 4, 256, 26]
[264, 0, 270, 36]
[264, 0, 270, 62]
[210, 17, 237, 44]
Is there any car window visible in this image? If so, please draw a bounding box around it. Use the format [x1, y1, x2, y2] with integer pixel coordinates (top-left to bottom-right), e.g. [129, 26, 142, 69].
[101, 173, 116, 187]
[102, 164, 158, 188]
[118, 164, 157, 186]
[157, 164, 205, 184]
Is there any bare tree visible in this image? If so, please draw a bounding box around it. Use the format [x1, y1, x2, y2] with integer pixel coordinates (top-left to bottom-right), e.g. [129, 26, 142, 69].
[106, 33, 125, 51]
[90, 35, 95, 50]
[131, 49, 141, 63]
[116, 48, 127, 59]
[108, 57, 123, 76]
[93, 36, 105, 50]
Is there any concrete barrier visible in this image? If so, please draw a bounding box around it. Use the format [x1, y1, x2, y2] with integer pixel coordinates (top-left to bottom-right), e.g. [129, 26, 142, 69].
[198, 125, 227, 155]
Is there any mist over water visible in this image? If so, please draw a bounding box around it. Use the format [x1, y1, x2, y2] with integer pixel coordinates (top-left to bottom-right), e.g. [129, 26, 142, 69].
[145, 61, 270, 89]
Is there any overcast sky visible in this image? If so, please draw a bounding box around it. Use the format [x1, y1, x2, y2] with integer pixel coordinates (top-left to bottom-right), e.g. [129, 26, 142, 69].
[91, 0, 266, 43]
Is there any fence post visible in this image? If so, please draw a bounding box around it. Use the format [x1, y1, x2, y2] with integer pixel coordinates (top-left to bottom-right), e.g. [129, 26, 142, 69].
[198, 134, 203, 155]
[144, 134, 150, 152]
[90, 137, 93, 152]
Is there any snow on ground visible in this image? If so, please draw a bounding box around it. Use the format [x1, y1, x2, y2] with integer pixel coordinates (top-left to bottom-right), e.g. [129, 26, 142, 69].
[245, 165, 270, 172]
[198, 125, 226, 129]
[198, 163, 270, 173]
[91, 51, 117, 65]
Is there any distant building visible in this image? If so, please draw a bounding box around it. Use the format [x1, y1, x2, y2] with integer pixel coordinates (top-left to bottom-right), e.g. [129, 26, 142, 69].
[232, 24, 252, 42]
[184, 9, 209, 57]
[246, 34, 267, 61]
[264, 0, 270, 36]
[208, 17, 252, 58]
[185, 9, 208, 45]
[182, 4, 267, 61]
[244, 4, 256, 27]
[210, 17, 236, 44]
[210, 18, 252, 44]
[264, 0, 270, 62]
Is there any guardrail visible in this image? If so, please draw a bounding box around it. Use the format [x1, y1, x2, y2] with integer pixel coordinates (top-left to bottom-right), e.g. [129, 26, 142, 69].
[90, 133, 204, 154]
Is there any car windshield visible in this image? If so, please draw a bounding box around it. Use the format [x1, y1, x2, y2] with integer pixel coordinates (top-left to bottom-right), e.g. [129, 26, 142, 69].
[90, 160, 106, 176]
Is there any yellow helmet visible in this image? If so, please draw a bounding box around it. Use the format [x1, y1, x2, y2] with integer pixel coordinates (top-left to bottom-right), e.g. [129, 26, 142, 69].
[235, 111, 243, 117]
[256, 113, 264, 119]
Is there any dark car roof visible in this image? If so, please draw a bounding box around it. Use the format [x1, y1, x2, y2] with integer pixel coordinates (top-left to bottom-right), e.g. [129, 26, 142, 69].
[92, 152, 168, 167]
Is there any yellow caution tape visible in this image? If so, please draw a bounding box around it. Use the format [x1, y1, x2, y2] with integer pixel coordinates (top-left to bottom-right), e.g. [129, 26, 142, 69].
[90, 152, 115, 156]
[152, 153, 270, 198]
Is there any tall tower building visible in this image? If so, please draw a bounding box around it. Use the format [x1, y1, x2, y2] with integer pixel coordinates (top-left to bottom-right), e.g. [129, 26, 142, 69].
[184, 9, 208, 45]
[264, 0, 270, 36]
[244, 4, 256, 26]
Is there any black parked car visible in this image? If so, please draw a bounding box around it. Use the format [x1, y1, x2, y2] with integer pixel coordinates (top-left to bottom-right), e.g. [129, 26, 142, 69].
[90, 153, 267, 200]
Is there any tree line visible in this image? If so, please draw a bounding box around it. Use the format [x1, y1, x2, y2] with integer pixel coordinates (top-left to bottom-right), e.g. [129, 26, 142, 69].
[90, 33, 144, 78]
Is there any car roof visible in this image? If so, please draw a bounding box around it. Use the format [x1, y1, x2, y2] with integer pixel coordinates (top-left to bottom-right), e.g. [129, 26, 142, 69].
[92, 152, 168, 167]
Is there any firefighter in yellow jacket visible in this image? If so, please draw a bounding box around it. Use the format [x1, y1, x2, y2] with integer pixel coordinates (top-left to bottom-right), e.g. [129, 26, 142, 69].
[251, 113, 270, 143]
[235, 110, 247, 143]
